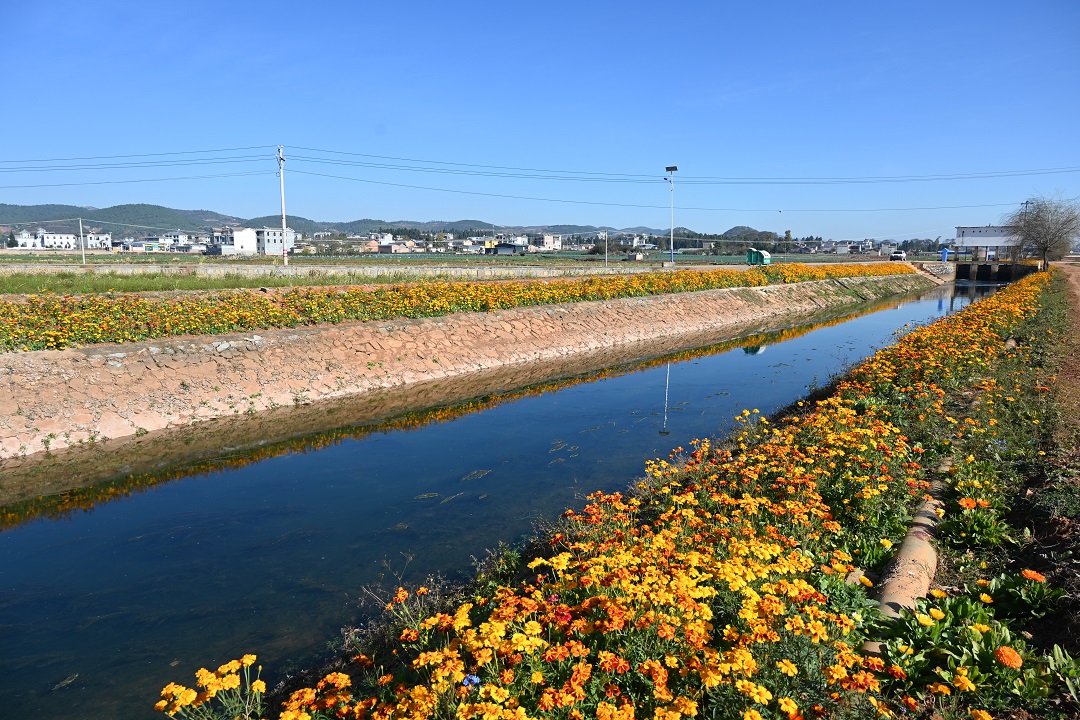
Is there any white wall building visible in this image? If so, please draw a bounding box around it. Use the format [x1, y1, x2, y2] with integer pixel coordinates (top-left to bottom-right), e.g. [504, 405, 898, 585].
[530, 234, 563, 251]
[954, 226, 1021, 260]
[215, 227, 258, 255]
[255, 227, 297, 256]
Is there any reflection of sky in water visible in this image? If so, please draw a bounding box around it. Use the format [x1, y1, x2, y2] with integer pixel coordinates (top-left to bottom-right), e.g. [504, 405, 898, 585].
[0, 284, 995, 720]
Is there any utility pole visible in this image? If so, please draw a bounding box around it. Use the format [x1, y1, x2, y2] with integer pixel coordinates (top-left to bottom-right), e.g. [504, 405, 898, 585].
[278, 146, 289, 267]
[78, 217, 85, 265]
[601, 231, 608, 267]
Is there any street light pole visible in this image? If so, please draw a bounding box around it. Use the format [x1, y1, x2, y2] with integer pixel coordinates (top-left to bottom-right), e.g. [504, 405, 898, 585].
[665, 166, 678, 265]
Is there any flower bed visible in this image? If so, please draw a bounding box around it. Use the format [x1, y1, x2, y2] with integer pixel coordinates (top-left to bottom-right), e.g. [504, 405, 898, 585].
[0, 263, 912, 352]
[156, 272, 1078, 719]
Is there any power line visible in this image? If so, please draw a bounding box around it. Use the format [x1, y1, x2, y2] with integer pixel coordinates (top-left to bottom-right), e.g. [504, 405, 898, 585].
[290, 145, 1080, 185]
[0, 156, 270, 174]
[289, 168, 1033, 214]
[0, 170, 274, 190]
[0, 145, 277, 164]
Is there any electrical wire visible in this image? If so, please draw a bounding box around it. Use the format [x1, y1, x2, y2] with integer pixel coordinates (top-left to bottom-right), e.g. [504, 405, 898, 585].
[0, 170, 274, 190]
[0, 145, 277, 164]
[290, 145, 1080, 185]
[0, 156, 270, 174]
[289, 169, 1032, 214]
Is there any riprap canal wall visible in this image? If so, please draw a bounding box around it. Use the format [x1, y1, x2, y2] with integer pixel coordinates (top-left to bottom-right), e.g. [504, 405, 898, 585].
[0, 274, 934, 487]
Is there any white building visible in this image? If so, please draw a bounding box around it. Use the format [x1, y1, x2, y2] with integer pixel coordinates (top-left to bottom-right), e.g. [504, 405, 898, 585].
[255, 227, 297, 256]
[214, 227, 258, 255]
[85, 232, 112, 249]
[954, 226, 1021, 260]
[530, 234, 564, 251]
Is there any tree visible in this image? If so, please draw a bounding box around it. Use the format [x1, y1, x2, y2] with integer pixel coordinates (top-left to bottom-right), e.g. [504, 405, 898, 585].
[6, 231, 16, 248]
[1003, 196, 1080, 269]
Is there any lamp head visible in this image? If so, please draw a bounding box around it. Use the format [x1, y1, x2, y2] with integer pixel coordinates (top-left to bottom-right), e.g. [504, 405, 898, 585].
[665, 165, 678, 172]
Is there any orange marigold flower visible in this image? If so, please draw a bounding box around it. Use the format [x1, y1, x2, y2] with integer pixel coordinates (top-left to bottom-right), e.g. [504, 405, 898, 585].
[958, 497, 977, 509]
[970, 710, 993, 720]
[993, 646, 1023, 669]
[1021, 569, 1046, 583]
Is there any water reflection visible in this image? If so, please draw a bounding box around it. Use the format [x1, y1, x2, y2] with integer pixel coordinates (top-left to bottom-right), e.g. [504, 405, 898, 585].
[0, 283, 996, 720]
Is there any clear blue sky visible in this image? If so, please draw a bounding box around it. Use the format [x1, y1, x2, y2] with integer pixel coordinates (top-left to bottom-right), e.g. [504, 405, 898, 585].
[4, 0, 1078, 241]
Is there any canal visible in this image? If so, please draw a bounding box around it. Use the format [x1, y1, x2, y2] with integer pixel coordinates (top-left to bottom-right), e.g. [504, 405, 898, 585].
[0, 282, 993, 719]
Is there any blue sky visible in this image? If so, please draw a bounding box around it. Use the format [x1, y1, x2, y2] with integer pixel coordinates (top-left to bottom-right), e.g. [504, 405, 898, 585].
[3, 0, 1078, 241]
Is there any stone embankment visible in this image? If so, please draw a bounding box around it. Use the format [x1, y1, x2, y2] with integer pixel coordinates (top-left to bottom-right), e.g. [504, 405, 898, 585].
[0, 274, 933, 490]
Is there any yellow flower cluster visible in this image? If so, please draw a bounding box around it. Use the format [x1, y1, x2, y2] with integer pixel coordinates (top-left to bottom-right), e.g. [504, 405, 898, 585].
[1, 263, 912, 351]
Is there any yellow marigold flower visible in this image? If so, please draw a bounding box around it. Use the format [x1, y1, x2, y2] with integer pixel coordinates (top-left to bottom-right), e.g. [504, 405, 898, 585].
[930, 589, 948, 599]
[916, 613, 935, 627]
[776, 659, 798, 676]
[880, 538, 893, 549]
[736, 679, 772, 704]
[859, 574, 874, 587]
[824, 664, 848, 684]
[976, 578, 990, 587]
[979, 593, 993, 604]
[970, 710, 993, 720]
[928, 682, 951, 695]
[778, 697, 799, 716]
[993, 646, 1023, 669]
[531, 671, 545, 685]
[970, 623, 991, 633]
[240, 654, 257, 667]
[929, 608, 945, 620]
[251, 679, 266, 694]
[953, 675, 976, 692]
[743, 710, 763, 720]
[217, 660, 241, 675]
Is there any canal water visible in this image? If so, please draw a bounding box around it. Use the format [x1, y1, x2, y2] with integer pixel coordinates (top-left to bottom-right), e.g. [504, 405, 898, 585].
[0, 283, 993, 719]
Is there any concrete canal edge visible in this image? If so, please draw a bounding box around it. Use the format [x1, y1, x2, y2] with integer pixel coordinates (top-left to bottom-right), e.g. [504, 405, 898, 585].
[0, 273, 934, 491]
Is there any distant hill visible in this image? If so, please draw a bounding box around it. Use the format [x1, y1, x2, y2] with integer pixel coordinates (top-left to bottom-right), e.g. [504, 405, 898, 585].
[245, 215, 326, 235]
[0, 202, 734, 240]
[0, 203, 243, 237]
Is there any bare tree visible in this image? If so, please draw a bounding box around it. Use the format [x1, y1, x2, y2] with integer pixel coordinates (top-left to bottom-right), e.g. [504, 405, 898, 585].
[1003, 196, 1080, 269]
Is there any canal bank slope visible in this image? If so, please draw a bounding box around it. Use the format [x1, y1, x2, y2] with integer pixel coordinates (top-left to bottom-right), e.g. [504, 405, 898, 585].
[0, 274, 933, 487]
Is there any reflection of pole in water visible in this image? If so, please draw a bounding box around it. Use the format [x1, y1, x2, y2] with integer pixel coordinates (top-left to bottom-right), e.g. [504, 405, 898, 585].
[659, 363, 671, 436]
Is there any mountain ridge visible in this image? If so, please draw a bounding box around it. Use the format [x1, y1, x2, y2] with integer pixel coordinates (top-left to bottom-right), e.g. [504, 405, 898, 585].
[0, 202, 768, 240]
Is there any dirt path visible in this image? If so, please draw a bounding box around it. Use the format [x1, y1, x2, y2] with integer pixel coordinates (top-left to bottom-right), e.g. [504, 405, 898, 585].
[1054, 263, 1080, 451]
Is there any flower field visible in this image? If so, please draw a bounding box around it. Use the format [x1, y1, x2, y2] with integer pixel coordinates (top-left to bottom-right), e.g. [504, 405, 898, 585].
[0, 263, 912, 351]
[157, 272, 1079, 719]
